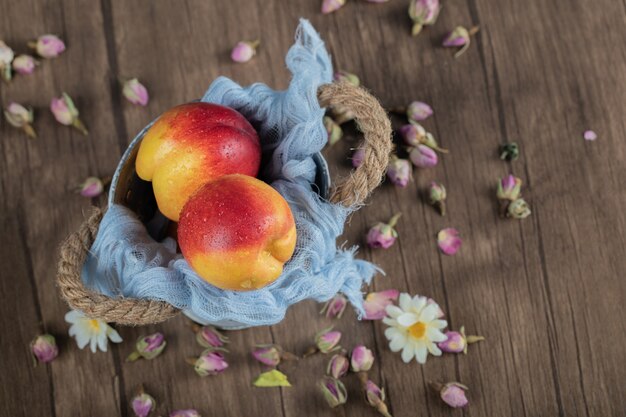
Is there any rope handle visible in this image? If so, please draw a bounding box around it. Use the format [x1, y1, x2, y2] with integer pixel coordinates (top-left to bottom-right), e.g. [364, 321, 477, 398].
[56, 81, 393, 325]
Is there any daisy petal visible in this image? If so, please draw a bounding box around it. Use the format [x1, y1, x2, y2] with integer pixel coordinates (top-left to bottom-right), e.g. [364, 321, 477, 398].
[397, 313, 419, 327]
[427, 341, 442, 356]
[401, 344, 414, 363]
[426, 326, 448, 342]
[385, 305, 404, 318]
[390, 334, 407, 352]
[399, 293, 412, 311]
[431, 319, 448, 329]
[97, 333, 108, 352]
[410, 296, 427, 313]
[419, 304, 440, 322]
[89, 336, 98, 353]
[414, 345, 428, 364]
[107, 326, 122, 343]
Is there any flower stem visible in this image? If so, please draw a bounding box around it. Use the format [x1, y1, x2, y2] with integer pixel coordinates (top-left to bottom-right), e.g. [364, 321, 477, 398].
[387, 213, 402, 228]
[302, 347, 318, 358]
[126, 351, 141, 362]
[72, 118, 88, 135]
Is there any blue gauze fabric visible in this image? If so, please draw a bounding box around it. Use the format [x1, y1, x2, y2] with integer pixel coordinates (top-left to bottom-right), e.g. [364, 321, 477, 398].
[81, 20, 379, 329]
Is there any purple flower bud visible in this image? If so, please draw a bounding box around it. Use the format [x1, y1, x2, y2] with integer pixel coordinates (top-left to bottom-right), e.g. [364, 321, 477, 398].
[327, 353, 349, 379]
[12, 54, 37, 75]
[79, 177, 104, 198]
[0, 40, 15, 82]
[497, 175, 522, 201]
[318, 376, 347, 408]
[31, 334, 59, 364]
[350, 345, 374, 372]
[386, 158, 411, 187]
[437, 227, 462, 256]
[320, 294, 348, 319]
[507, 198, 531, 219]
[127, 332, 167, 361]
[4, 102, 36, 138]
[408, 0, 441, 35]
[170, 410, 200, 417]
[367, 213, 401, 249]
[32, 34, 66, 59]
[252, 344, 281, 367]
[50, 92, 88, 135]
[323, 116, 343, 146]
[131, 392, 155, 417]
[443, 26, 478, 58]
[321, 0, 346, 14]
[230, 40, 259, 63]
[363, 289, 399, 320]
[196, 326, 228, 349]
[315, 327, 342, 353]
[434, 382, 469, 408]
[429, 181, 447, 216]
[352, 148, 365, 168]
[407, 101, 433, 122]
[123, 79, 149, 106]
[399, 123, 426, 147]
[409, 145, 438, 168]
[193, 350, 228, 376]
[438, 331, 466, 353]
[333, 70, 359, 87]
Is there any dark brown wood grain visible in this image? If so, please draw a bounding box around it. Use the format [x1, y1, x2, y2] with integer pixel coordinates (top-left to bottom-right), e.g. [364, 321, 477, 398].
[1, 0, 625, 416]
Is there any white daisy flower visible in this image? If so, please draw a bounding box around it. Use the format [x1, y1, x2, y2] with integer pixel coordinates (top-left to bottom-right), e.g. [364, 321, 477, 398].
[383, 293, 448, 364]
[65, 310, 122, 353]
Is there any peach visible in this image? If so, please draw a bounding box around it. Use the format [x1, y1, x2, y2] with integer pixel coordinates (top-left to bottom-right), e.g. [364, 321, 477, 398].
[136, 102, 261, 221]
[178, 174, 297, 291]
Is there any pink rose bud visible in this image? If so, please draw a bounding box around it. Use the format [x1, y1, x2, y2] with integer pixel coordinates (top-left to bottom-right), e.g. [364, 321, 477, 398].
[409, 0, 441, 36]
[318, 376, 347, 408]
[443, 26, 479, 58]
[4, 102, 36, 138]
[363, 289, 399, 320]
[123, 78, 149, 106]
[196, 325, 229, 349]
[386, 157, 411, 187]
[78, 177, 104, 198]
[131, 391, 156, 417]
[170, 410, 200, 417]
[252, 344, 281, 367]
[192, 350, 228, 376]
[399, 123, 426, 147]
[507, 198, 531, 219]
[50, 92, 88, 135]
[323, 116, 343, 146]
[409, 145, 438, 168]
[583, 130, 597, 141]
[327, 353, 349, 379]
[437, 227, 462, 255]
[365, 380, 393, 417]
[12, 54, 38, 75]
[30, 34, 66, 59]
[367, 213, 401, 249]
[350, 345, 374, 372]
[315, 327, 342, 353]
[0, 40, 15, 82]
[230, 40, 259, 63]
[31, 334, 59, 364]
[438, 326, 484, 354]
[320, 294, 348, 319]
[429, 181, 447, 216]
[352, 148, 366, 168]
[321, 0, 346, 14]
[497, 175, 522, 201]
[333, 70, 360, 87]
[431, 382, 469, 408]
[427, 297, 445, 318]
[127, 332, 167, 361]
[407, 101, 433, 122]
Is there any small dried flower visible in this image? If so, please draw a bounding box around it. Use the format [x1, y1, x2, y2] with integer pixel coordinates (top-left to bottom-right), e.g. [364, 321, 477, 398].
[315, 327, 342, 353]
[352, 148, 366, 168]
[0, 40, 15, 81]
[29, 34, 65, 59]
[65, 310, 122, 353]
[78, 177, 104, 198]
[169, 410, 200, 417]
[123, 78, 149, 106]
[399, 123, 426, 147]
[386, 157, 411, 187]
[437, 227, 462, 255]
[50, 92, 88, 135]
[365, 380, 393, 417]
[31, 334, 59, 364]
[4, 102, 36, 138]
[321, 0, 346, 14]
[318, 376, 347, 408]
[252, 344, 281, 367]
[438, 326, 485, 353]
[407, 101, 433, 122]
[253, 369, 292, 387]
[497, 175, 522, 201]
[583, 130, 597, 141]
[190, 349, 228, 376]
[131, 389, 156, 417]
[321, 294, 348, 319]
[363, 289, 399, 320]
[230, 40, 259, 63]
[409, 0, 441, 36]
[428, 182, 446, 216]
[499, 142, 519, 161]
[323, 116, 343, 146]
[196, 325, 229, 349]
[334, 70, 359, 86]
[366, 213, 401, 249]
[327, 353, 349, 379]
[12, 54, 38, 75]
[430, 382, 469, 408]
[409, 144, 438, 168]
[508, 198, 531, 219]
[442, 26, 479, 58]
[350, 345, 374, 373]
[126, 332, 167, 361]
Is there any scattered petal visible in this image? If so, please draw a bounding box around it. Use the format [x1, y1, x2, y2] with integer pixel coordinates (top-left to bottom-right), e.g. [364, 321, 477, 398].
[437, 228, 462, 255]
[230, 40, 259, 63]
[253, 369, 292, 387]
[123, 79, 149, 106]
[583, 130, 597, 141]
[363, 289, 400, 320]
[321, 0, 346, 14]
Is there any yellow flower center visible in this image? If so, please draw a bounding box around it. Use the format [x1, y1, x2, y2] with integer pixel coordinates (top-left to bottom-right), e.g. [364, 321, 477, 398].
[88, 319, 101, 332]
[408, 322, 426, 340]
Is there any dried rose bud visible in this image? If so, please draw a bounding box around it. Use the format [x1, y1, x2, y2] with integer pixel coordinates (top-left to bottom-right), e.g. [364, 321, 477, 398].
[321, 0, 346, 14]
[350, 345, 374, 373]
[169, 410, 200, 417]
[438, 326, 484, 354]
[4, 102, 36, 138]
[367, 213, 401, 249]
[363, 289, 399, 320]
[386, 157, 411, 188]
[0, 40, 15, 82]
[315, 327, 342, 353]
[409, 145, 438, 168]
[327, 353, 349, 379]
[427, 297, 445, 318]
[407, 101, 433, 122]
[231, 40, 259, 63]
[320, 294, 348, 319]
[127, 332, 167, 361]
[123, 78, 149, 106]
[428, 181, 447, 216]
[318, 376, 347, 408]
[29, 34, 66, 59]
[31, 334, 59, 364]
[50, 92, 88, 135]
[131, 390, 156, 417]
[507, 198, 531, 219]
[399, 123, 426, 147]
[499, 142, 519, 161]
[333, 70, 360, 87]
[442, 26, 479, 58]
[583, 130, 597, 141]
[352, 148, 366, 168]
[431, 382, 469, 408]
[252, 344, 281, 367]
[437, 227, 462, 256]
[191, 349, 228, 376]
[324, 116, 343, 146]
[196, 325, 229, 349]
[497, 175, 522, 201]
[12, 54, 38, 75]
[409, 0, 441, 36]
[78, 177, 104, 198]
[365, 380, 393, 417]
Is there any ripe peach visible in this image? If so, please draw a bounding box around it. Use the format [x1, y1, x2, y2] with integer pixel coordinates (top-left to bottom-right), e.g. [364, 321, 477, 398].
[136, 102, 261, 221]
[178, 174, 297, 291]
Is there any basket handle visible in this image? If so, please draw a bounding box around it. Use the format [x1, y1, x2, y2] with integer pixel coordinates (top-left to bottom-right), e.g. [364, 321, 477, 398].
[318, 81, 393, 207]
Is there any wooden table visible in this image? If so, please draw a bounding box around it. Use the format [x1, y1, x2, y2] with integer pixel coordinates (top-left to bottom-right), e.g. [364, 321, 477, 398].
[1, 1, 624, 416]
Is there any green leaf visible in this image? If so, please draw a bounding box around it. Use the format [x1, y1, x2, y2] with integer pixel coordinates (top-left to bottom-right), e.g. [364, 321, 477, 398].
[253, 370, 292, 388]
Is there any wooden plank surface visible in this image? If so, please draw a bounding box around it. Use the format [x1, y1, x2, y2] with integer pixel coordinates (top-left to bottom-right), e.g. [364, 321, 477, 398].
[1, 0, 625, 416]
